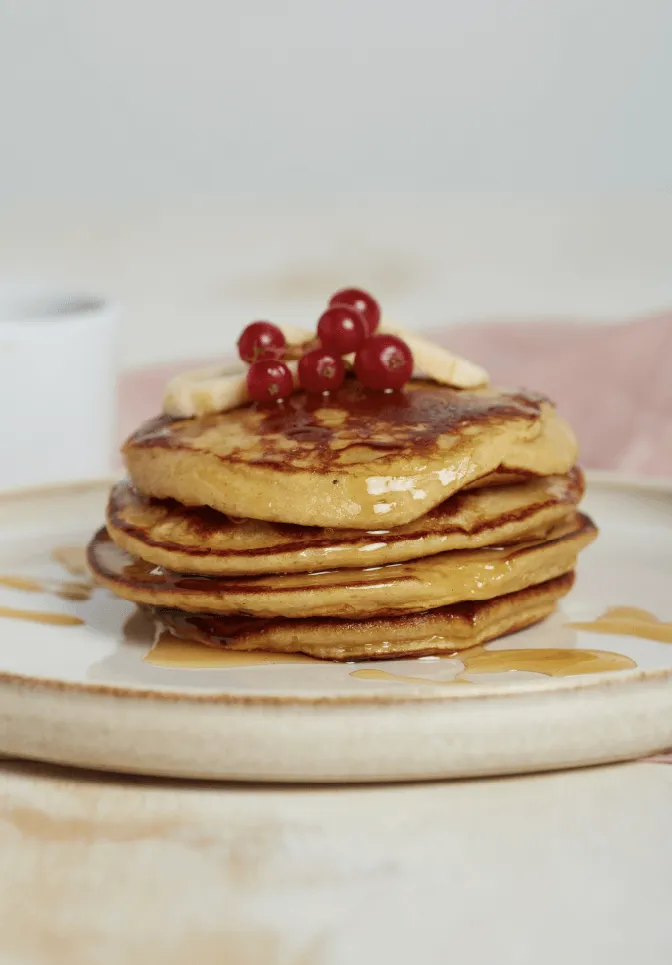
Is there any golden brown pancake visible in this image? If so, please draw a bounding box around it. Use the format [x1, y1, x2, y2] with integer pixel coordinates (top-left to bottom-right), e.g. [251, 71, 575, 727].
[152, 572, 575, 660]
[123, 379, 578, 529]
[88, 513, 596, 619]
[106, 469, 584, 576]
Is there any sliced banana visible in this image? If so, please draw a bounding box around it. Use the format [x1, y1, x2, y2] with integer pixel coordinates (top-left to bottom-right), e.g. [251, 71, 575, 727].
[379, 317, 489, 388]
[163, 323, 312, 417]
[164, 362, 245, 418]
[162, 319, 489, 418]
[276, 322, 314, 344]
[164, 360, 299, 418]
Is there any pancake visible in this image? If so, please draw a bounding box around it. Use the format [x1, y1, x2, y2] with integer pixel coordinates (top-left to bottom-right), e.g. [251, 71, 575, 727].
[152, 572, 576, 660]
[106, 469, 584, 576]
[88, 512, 596, 619]
[123, 378, 578, 529]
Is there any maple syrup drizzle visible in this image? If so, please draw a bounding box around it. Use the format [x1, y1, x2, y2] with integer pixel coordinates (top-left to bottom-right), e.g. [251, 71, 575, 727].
[0, 545, 93, 612]
[0, 574, 92, 602]
[0, 605, 84, 627]
[0, 545, 93, 626]
[352, 668, 471, 685]
[144, 631, 638, 680]
[350, 643, 636, 686]
[0, 576, 43, 592]
[144, 605, 670, 675]
[568, 606, 672, 644]
[51, 545, 90, 577]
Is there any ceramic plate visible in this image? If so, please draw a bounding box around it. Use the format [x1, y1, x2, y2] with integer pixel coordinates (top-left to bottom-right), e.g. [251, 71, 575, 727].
[0, 473, 671, 782]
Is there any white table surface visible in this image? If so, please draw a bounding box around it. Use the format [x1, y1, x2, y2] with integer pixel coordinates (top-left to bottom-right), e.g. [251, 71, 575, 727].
[2, 755, 671, 964]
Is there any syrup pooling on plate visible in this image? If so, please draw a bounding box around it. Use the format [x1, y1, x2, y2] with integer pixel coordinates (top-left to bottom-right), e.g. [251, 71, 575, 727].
[143, 613, 638, 679]
[352, 668, 471, 685]
[0, 545, 93, 601]
[0, 542, 666, 677]
[143, 632, 637, 678]
[350, 644, 637, 685]
[0, 544, 92, 626]
[0, 576, 43, 592]
[568, 607, 672, 644]
[0, 572, 92, 602]
[0, 605, 84, 627]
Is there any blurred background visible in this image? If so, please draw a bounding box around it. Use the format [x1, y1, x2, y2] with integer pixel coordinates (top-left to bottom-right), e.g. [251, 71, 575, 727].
[1, 0, 672, 369]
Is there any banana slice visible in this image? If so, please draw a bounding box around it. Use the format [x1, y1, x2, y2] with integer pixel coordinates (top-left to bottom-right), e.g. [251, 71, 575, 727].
[163, 323, 312, 417]
[162, 319, 489, 418]
[379, 317, 489, 388]
[164, 360, 299, 418]
[276, 322, 314, 344]
[164, 362, 245, 417]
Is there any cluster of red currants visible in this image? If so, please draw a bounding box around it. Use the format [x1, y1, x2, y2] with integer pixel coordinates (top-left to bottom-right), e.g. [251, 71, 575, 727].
[237, 287, 413, 403]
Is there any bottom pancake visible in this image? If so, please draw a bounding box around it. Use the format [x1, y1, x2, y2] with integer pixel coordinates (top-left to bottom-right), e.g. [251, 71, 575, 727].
[151, 572, 575, 661]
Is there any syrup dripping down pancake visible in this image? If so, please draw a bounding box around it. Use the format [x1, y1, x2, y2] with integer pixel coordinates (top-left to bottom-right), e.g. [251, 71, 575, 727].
[107, 470, 584, 576]
[88, 513, 596, 620]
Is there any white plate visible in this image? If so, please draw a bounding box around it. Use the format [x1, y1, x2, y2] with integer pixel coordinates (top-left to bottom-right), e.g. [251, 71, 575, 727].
[0, 473, 671, 782]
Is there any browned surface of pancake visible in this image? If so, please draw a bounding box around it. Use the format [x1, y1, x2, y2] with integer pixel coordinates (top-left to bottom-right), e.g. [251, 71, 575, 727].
[132, 381, 546, 459]
[106, 469, 584, 575]
[123, 379, 578, 528]
[152, 572, 575, 660]
[88, 513, 596, 619]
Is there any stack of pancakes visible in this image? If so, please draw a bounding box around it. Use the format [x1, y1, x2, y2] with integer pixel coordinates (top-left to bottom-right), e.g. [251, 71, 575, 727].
[88, 378, 597, 660]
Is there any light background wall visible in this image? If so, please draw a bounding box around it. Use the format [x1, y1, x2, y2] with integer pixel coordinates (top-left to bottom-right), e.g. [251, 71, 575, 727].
[1, 0, 671, 365]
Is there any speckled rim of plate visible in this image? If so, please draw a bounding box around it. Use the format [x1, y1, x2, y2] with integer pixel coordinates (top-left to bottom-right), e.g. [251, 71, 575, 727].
[0, 470, 670, 707]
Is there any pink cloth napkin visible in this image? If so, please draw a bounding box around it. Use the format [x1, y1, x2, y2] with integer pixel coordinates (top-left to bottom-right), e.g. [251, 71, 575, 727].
[119, 313, 672, 476]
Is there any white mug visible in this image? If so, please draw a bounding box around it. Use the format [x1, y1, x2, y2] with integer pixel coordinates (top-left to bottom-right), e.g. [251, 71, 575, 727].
[0, 283, 118, 491]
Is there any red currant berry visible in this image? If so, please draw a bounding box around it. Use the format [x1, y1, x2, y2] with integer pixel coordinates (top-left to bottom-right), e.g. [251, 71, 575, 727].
[317, 305, 367, 355]
[298, 348, 345, 394]
[355, 334, 413, 391]
[246, 359, 294, 402]
[328, 287, 381, 334]
[237, 321, 285, 363]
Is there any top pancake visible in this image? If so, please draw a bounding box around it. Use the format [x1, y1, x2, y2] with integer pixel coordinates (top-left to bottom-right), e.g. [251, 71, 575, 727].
[124, 378, 578, 529]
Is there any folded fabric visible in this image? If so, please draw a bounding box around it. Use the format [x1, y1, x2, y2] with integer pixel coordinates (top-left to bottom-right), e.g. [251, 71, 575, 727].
[442, 312, 672, 476]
